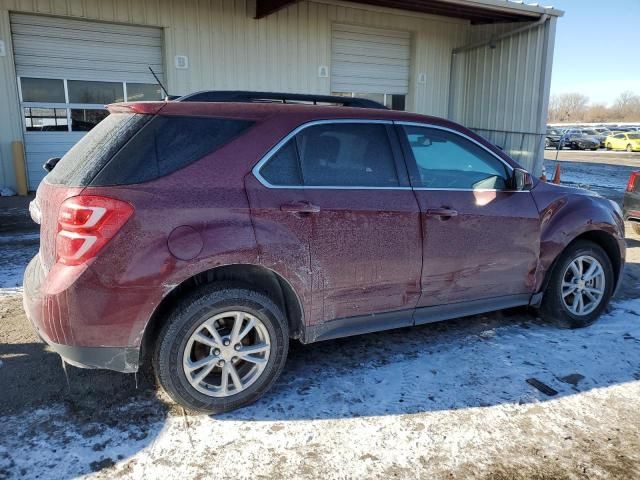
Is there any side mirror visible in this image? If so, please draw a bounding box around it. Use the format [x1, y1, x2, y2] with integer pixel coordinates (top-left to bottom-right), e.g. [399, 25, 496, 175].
[512, 168, 533, 191]
[43, 157, 61, 172]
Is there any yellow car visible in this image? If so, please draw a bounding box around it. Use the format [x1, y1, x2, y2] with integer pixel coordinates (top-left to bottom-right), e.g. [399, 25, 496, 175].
[605, 132, 640, 152]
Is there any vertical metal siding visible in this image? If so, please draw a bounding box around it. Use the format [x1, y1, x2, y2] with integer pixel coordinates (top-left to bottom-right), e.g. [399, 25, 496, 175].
[0, 0, 554, 188]
[450, 20, 552, 174]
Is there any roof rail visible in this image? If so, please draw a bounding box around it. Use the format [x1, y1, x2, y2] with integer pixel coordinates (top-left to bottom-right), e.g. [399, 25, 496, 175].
[177, 90, 387, 109]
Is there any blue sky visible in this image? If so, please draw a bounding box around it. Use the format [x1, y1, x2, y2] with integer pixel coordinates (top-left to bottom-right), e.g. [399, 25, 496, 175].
[549, 0, 640, 105]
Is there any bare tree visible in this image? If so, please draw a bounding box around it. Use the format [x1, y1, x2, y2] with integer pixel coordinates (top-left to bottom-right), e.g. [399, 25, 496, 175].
[547, 91, 640, 123]
[549, 93, 589, 122]
[612, 91, 640, 121]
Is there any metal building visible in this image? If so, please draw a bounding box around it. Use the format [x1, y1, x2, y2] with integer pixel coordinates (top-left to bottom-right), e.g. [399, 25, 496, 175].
[0, 0, 562, 192]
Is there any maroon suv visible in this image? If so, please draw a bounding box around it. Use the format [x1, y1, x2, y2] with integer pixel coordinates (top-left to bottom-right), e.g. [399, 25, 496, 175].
[24, 92, 625, 413]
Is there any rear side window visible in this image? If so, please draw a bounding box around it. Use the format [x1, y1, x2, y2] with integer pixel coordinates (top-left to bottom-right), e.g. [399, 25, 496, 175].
[46, 113, 149, 186]
[258, 122, 400, 188]
[260, 140, 302, 186]
[297, 123, 399, 187]
[92, 116, 254, 185]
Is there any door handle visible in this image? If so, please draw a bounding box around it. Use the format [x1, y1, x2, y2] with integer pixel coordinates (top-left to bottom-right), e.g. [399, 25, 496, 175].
[425, 207, 458, 219]
[280, 201, 321, 214]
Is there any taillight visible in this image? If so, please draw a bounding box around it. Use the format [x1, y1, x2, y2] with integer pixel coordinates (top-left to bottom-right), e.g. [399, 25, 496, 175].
[626, 172, 639, 192]
[56, 195, 133, 266]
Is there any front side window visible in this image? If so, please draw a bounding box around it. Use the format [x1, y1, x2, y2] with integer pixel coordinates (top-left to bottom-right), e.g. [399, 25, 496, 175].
[402, 125, 510, 190]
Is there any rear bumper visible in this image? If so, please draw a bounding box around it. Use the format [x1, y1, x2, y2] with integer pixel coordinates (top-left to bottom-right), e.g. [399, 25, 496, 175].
[22, 254, 150, 373]
[47, 342, 139, 372]
[623, 191, 640, 222]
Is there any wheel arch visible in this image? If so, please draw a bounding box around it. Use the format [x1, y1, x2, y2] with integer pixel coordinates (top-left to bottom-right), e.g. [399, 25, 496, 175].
[140, 264, 305, 366]
[536, 229, 622, 304]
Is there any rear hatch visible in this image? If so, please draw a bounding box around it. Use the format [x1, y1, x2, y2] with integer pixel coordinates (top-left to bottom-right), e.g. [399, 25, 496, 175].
[31, 101, 256, 272]
[31, 108, 157, 271]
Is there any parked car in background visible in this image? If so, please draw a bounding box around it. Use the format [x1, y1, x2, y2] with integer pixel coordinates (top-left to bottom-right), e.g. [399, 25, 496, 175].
[545, 127, 563, 149]
[593, 127, 612, 135]
[579, 128, 607, 148]
[606, 132, 640, 152]
[624, 172, 640, 234]
[562, 129, 600, 150]
[23, 92, 625, 413]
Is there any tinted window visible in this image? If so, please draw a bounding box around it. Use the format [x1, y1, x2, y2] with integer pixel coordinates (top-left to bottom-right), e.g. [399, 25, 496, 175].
[403, 126, 509, 190]
[67, 80, 124, 104]
[46, 113, 149, 186]
[260, 140, 302, 186]
[92, 116, 254, 185]
[296, 123, 399, 187]
[20, 77, 65, 103]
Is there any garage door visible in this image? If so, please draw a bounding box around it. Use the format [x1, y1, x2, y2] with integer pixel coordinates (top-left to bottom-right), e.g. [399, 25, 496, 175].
[331, 24, 410, 108]
[10, 13, 165, 190]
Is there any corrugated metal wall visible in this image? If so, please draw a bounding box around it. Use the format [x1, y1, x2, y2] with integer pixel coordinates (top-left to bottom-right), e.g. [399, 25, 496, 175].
[450, 18, 556, 174]
[0, 0, 555, 189]
[0, 0, 470, 190]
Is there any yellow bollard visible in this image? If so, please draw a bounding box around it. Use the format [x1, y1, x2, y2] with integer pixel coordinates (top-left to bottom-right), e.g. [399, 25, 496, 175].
[11, 141, 28, 196]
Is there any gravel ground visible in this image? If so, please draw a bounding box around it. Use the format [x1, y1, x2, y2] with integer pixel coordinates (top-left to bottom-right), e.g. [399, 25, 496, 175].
[0, 155, 639, 479]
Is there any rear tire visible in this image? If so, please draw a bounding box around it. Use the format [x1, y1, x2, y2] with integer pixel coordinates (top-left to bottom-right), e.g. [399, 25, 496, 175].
[154, 285, 289, 413]
[606, 143, 612, 150]
[627, 144, 633, 152]
[539, 240, 614, 328]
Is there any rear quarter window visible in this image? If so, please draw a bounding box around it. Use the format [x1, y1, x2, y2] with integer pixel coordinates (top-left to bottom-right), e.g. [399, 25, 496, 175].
[91, 116, 254, 185]
[46, 113, 149, 186]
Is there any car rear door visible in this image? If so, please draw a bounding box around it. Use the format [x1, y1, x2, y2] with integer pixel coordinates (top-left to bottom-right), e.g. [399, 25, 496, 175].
[396, 122, 541, 316]
[252, 120, 423, 328]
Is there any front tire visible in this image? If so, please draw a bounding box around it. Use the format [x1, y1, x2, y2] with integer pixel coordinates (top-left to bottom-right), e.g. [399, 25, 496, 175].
[154, 285, 289, 413]
[539, 240, 614, 328]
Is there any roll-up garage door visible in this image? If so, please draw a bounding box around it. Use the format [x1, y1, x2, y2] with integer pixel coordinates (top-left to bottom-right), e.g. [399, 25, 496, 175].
[331, 23, 410, 96]
[10, 13, 165, 190]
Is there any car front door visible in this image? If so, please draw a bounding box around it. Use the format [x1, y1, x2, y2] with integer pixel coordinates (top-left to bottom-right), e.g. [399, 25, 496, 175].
[252, 120, 423, 329]
[396, 123, 541, 314]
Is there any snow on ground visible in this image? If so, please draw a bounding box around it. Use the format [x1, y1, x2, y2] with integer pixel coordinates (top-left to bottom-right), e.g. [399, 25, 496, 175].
[1, 299, 639, 479]
[0, 232, 38, 292]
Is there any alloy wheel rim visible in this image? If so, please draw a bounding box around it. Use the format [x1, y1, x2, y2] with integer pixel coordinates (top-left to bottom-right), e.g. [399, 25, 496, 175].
[561, 255, 605, 316]
[182, 311, 271, 397]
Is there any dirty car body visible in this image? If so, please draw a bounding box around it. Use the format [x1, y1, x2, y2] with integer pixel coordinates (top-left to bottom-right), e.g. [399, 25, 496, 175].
[23, 93, 625, 412]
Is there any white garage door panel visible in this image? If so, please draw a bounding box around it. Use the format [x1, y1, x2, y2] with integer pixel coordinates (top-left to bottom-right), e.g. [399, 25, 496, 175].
[11, 13, 164, 190]
[24, 133, 84, 187]
[11, 13, 164, 82]
[331, 24, 410, 95]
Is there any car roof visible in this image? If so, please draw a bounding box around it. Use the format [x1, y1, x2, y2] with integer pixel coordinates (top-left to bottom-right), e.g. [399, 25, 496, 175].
[109, 100, 461, 129]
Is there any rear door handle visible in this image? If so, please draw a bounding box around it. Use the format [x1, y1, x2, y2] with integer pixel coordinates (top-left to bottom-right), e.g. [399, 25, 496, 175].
[280, 201, 321, 214]
[425, 207, 458, 219]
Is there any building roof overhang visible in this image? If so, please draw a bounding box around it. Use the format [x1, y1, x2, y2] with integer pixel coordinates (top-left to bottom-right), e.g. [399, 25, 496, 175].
[255, 0, 563, 24]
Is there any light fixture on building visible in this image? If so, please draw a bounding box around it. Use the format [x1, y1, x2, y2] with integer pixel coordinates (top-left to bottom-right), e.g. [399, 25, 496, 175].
[174, 55, 189, 69]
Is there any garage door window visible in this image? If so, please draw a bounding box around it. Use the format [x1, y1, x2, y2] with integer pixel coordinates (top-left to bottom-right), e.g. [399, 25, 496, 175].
[332, 92, 406, 111]
[19, 77, 163, 133]
[20, 77, 66, 103]
[67, 80, 124, 104]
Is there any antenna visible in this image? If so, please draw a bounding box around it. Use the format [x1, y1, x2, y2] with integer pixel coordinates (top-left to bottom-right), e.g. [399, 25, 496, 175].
[148, 66, 170, 100]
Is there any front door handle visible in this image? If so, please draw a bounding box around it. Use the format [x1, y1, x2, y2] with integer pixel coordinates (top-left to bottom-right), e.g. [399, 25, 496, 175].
[425, 207, 458, 219]
[280, 201, 321, 214]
